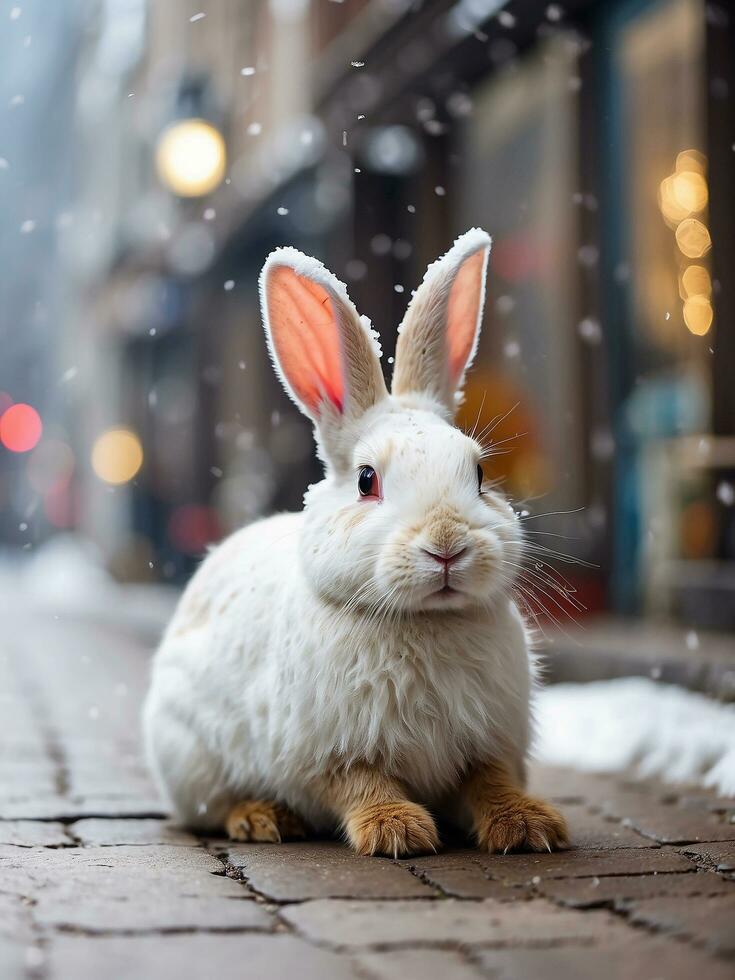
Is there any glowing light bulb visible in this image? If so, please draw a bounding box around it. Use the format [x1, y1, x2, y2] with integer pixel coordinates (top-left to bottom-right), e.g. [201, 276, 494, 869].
[91, 428, 144, 484]
[155, 119, 226, 197]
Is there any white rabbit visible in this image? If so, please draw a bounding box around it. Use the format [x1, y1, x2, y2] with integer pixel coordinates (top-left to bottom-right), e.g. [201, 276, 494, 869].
[143, 228, 568, 856]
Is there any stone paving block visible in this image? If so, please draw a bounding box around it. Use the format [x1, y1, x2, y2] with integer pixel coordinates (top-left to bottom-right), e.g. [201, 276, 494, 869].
[0, 795, 167, 821]
[47, 933, 359, 980]
[627, 894, 735, 957]
[281, 898, 629, 949]
[358, 948, 485, 980]
[527, 764, 615, 804]
[681, 840, 735, 873]
[0, 842, 272, 933]
[539, 870, 733, 908]
[563, 805, 655, 849]
[225, 841, 433, 900]
[36, 891, 273, 934]
[408, 860, 530, 900]
[478, 846, 692, 885]
[69, 818, 198, 846]
[0, 820, 71, 847]
[618, 808, 735, 845]
[474, 938, 735, 980]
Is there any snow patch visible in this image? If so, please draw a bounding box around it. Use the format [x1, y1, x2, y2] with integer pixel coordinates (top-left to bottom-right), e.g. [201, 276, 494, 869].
[535, 677, 735, 797]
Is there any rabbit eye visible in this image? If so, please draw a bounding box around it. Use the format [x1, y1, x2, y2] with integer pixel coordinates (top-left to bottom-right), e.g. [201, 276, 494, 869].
[358, 466, 380, 499]
[477, 463, 484, 493]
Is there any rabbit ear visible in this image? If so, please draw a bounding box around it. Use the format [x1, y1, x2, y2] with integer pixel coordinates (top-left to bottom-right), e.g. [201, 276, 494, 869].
[260, 248, 387, 431]
[392, 228, 491, 416]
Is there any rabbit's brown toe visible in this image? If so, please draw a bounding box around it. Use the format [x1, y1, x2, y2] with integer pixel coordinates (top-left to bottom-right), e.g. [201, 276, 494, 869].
[346, 800, 439, 857]
[476, 796, 568, 854]
[226, 800, 306, 843]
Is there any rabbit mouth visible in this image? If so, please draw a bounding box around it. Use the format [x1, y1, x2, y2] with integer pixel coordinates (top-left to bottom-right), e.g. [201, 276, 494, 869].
[433, 584, 460, 598]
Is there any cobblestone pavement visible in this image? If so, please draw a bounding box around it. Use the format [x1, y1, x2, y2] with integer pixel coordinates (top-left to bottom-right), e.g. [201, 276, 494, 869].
[1, 606, 734, 979]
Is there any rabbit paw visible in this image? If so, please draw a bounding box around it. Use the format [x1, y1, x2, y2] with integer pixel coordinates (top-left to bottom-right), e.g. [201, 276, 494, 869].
[226, 800, 306, 843]
[476, 796, 568, 854]
[346, 801, 439, 858]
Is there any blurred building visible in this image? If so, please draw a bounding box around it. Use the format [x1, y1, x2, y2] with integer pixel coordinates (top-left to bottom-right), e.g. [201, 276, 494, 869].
[0, 0, 733, 628]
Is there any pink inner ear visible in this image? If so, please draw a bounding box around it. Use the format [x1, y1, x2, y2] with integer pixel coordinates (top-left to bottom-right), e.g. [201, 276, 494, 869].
[445, 249, 486, 386]
[267, 266, 344, 415]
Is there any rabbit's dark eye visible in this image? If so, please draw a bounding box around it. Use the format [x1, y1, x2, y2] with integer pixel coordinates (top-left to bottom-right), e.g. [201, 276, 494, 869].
[477, 463, 484, 493]
[358, 466, 380, 499]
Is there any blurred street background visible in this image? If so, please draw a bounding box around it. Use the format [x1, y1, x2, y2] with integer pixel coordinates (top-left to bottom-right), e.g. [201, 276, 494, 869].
[0, 1, 734, 657]
[2, 4, 735, 977]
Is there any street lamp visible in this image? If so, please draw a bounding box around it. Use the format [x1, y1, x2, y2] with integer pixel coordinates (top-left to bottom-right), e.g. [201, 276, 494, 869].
[155, 76, 227, 198]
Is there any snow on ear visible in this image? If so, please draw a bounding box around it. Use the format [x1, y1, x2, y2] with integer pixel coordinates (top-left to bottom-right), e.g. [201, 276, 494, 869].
[259, 247, 386, 423]
[392, 228, 491, 415]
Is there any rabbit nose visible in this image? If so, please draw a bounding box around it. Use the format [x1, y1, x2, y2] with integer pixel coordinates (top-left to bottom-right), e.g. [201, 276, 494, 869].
[422, 547, 467, 568]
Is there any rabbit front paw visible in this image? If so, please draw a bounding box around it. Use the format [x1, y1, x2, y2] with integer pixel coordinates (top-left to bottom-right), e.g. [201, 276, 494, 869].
[226, 800, 306, 843]
[476, 796, 568, 854]
[346, 800, 439, 858]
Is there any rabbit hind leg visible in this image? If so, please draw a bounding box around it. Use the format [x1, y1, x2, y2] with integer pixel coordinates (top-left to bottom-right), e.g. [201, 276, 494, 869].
[225, 800, 307, 843]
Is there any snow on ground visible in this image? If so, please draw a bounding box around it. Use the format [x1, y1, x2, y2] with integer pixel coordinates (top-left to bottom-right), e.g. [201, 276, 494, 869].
[535, 676, 735, 797]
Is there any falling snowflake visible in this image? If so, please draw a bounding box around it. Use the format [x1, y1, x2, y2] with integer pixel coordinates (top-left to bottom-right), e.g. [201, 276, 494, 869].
[578, 317, 602, 344]
[240, 66, 256, 76]
[189, 12, 206, 22]
[351, 61, 365, 68]
[434, 185, 446, 196]
[224, 280, 235, 291]
[546, 4, 563, 21]
[716, 481, 734, 506]
[394, 284, 404, 293]
[686, 630, 699, 651]
[498, 10, 515, 27]
[247, 122, 262, 135]
[20, 219, 35, 233]
[203, 207, 216, 221]
[277, 206, 289, 216]
[10, 6, 21, 20]
[496, 295, 515, 316]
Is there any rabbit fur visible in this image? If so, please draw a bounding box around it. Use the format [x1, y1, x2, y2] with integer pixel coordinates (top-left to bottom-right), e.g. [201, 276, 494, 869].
[144, 228, 562, 853]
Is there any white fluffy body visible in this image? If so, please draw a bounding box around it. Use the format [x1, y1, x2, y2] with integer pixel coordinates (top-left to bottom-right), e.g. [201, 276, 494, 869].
[144, 230, 537, 833]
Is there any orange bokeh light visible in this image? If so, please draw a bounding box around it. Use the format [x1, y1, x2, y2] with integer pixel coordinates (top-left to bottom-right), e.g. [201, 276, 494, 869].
[0, 403, 43, 453]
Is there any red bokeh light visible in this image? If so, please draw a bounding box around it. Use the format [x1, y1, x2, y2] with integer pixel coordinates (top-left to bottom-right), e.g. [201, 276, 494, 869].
[0, 403, 43, 453]
[168, 505, 221, 555]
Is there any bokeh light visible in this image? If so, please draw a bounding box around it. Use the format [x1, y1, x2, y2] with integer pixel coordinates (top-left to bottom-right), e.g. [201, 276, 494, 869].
[671, 170, 708, 214]
[680, 264, 711, 299]
[91, 428, 144, 484]
[168, 504, 221, 555]
[682, 295, 713, 336]
[0, 403, 43, 453]
[155, 119, 227, 197]
[675, 218, 711, 259]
